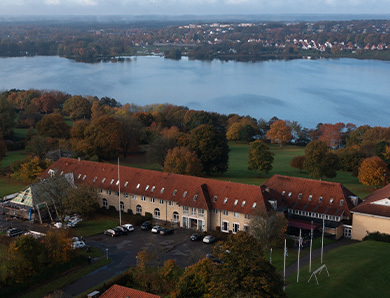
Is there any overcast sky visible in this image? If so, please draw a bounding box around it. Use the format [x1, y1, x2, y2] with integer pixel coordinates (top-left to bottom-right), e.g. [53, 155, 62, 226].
[1, 0, 390, 16]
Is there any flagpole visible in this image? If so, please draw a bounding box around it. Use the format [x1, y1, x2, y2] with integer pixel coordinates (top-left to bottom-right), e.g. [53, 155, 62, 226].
[118, 157, 121, 226]
[297, 229, 301, 283]
[309, 238, 312, 272]
[321, 217, 325, 264]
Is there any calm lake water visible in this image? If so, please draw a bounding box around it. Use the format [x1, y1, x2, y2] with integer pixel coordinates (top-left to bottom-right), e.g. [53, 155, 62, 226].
[0, 55, 389, 128]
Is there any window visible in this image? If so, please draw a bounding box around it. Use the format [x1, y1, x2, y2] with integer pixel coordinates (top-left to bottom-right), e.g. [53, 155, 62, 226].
[319, 196, 323, 202]
[298, 193, 302, 199]
[241, 201, 246, 207]
[288, 192, 292, 197]
[116, 180, 119, 186]
[160, 199, 164, 205]
[115, 192, 119, 196]
[160, 187, 165, 193]
[330, 198, 334, 204]
[168, 201, 174, 206]
[191, 208, 196, 216]
[98, 189, 103, 193]
[124, 181, 128, 187]
[141, 196, 146, 201]
[183, 206, 189, 214]
[213, 196, 217, 202]
[198, 209, 204, 217]
[183, 191, 187, 197]
[110, 179, 114, 185]
[93, 177, 97, 182]
[78, 174, 82, 179]
[213, 209, 218, 214]
[222, 221, 229, 232]
[173, 212, 179, 222]
[124, 193, 128, 198]
[150, 197, 155, 203]
[244, 225, 249, 232]
[224, 197, 228, 204]
[107, 190, 111, 195]
[233, 223, 240, 233]
[245, 214, 249, 219]
[340, 199, 344, 206]
[223, 210, 228, 216]
[173, 190, 177, 196]
[282, 191, 285, 196]
[120, 201, 124, 212]
[60, 171, 64, 175]
[151, 186, 155, 192]
[154, 208, 160, 219]
[233, 212, 239, 218]
[82, 175, 86, 180]
[193, 195, 198, 201]
[136, 183, 140, 189]
[252, 202, 257, 209]
[136, 205, 142, 215]
[234, 199, 238, 205]
[145, 185, 149, 191]
[102, 178, 106, 183]
[308, 195, 313, 201]
[102, 198, 107, 208]
[132, 194, 137, 199]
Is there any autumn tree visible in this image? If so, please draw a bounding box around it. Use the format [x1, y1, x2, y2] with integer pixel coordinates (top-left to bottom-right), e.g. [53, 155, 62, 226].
[290, 155, 306, 172]
[65, 185, 100, 217]
[303, 140, 340, 179]
[70, 119, 90, 139]
[358, 156, 390, 186]
[25, 135, 56, 159]
[163, 146, 203, 176]
[319, 122, 345, 148]
[188, 124, 229, 175]
[209, 232, 285, 297]
[44, 229, 73, 264]
[337, 148, 366, 174]
[248, 140, 274, 177]
[146, 136, 176, 167]
[116, 114, 143, 157]
[36, 113, 70, 139]
[11, 156, 49, 183]
[63, 95, 92, 120]
[0, 95, 15, 137]
[266, 120, 292, 147]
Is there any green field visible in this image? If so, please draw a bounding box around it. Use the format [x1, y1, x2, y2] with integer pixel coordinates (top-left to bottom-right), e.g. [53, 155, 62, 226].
[0, 150, 26, 169]
[286, 240, 390, 298]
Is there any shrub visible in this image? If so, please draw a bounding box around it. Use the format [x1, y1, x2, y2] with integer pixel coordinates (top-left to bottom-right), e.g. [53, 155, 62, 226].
[108, 205, 117, 211]
[127, 209, 133, 215]
[363, 231, 390, 243]
[144, 212, 153, 220]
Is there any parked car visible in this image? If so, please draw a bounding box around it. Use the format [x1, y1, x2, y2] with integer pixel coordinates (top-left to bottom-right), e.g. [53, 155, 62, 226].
[203, 235, 216, 244]
[141, 221, 153, 230]
[115, 226, 128, 234]
[122, 224, 134, 232]
[160, 227, 174, 235]
[151, 226, 163, 233]
[71, 240, 86, 249]
[190, 233, 203, 241]
[6, 228, 25, 237]
[104, 228, 120, 237]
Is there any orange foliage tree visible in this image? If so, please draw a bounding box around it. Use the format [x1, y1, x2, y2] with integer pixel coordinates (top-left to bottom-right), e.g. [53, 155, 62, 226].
[266, 120, 292, 148]
[358, 156, 390, 186]
[163, 146, 203, 176]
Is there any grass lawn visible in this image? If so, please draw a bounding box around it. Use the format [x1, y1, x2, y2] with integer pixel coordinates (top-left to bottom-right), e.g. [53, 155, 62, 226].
[0, 150, 26, 169]
[285, 240, 390, 298]
[13, 128, 30, 140]
[73, 215, 121, 237]
[0, 176, 28, 198]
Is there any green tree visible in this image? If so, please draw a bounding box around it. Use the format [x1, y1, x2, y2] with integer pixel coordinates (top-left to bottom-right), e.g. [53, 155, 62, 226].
[36, 113, 70, 139]
[163, 146, 203, 176]
[304, 140, 340, 179]
[209, 232, 285, 298]
[146, 135, 176, 167]
[65, 185, 100, 217]
[26, 135, 56, 159]
[188, 124, 229, 175]
[116, 114, 143, 157]
[248, 140, 274, 177]
[0, 95, 15, 137]
[63, 95, 92, 120]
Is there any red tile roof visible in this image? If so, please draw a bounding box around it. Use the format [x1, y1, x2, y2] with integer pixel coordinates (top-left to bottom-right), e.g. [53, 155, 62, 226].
[100, 284, 160, 298]
[41, 158, 269, 214]
[264, 175, 359, 217]
[352, 184, 390, 218]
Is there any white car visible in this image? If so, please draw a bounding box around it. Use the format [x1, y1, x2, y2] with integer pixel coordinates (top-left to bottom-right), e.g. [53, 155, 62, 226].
[203, 235, 216, 244]
[71, 240, 86, 249]
[122, 224, 134, 232]
[151, 226, 162, 233]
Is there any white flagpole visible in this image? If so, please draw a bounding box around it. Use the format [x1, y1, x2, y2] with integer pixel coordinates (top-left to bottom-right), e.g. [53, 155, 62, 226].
[283, 238, 286, 290]
[297, 229, 301, 283]
[118, 157, 121, 226]
[321, 217, 325, 264]
[309, 238, 312, 272]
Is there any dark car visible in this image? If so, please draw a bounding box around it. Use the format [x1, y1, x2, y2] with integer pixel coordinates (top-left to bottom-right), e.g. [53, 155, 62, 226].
[160, 227, 174, 235]
[115, 226, 128, 234]
[141, 221, 153, 230]
[104, 228, 120, 237]
[6, 228, 24, 237]
[190, 233, 203, 241]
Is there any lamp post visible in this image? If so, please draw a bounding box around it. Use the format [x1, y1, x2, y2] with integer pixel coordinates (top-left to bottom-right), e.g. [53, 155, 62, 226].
[106, 248, 108, 260]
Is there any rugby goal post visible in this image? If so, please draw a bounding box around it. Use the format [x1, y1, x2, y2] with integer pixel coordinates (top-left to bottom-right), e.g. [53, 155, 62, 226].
[307, 264, 330, 286]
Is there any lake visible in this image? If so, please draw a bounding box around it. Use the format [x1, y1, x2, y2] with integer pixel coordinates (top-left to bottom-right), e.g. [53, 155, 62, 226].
[0, 55, 389, 128]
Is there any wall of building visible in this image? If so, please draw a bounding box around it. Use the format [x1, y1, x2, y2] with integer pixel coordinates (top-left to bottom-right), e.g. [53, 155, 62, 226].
[352, 213, 390, 240]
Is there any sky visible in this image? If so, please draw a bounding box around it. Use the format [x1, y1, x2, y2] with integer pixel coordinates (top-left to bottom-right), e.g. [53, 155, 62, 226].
[1, 0, 390, 16]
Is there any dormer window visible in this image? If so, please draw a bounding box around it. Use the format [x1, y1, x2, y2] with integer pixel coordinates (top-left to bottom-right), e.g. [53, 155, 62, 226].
[110, 179, 114, 185]
[93, 177, 97, 182]
[308, 195, 312, 201]
[160, 187, 164, 193]
[82, 175, 86, 180]
[252, 202, 257, 209]
[298, 193, 302, 199]
[193, 195, 198, 201]
[330, 198, 334, 204]
[183, 191, 187, 197]
[224, 197, 228, 204]
[102, 178, 106, 183]
[282, 191, 286, 196]
[173, 190, 177, 196]
[234, 199, 238, 205]
[340, 199, 344, 206]
[60, 171, 64, 175]
[151, 186, 155, 192]
[136, 183, 140, 189]
[78, 174, 82, 179]
[288, 192, 292, 197]
[116, 180, 119, 185]
[241, 201, 246, 207]
[319, 196, 323, 202]
[213, 196, 217, 202]
[145, 185, 149, 191]
[124, 181, 128, 187]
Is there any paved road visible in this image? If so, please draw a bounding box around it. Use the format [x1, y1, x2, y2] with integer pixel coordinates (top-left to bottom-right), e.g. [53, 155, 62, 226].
[283, 238, 357, 280]
[62, 228, 212, 296]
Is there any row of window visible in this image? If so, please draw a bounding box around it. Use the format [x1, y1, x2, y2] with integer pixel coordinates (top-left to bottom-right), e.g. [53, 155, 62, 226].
[283, 191, 344, 206]
[289, 209, 341, 222]
[221, 221, 249, 233]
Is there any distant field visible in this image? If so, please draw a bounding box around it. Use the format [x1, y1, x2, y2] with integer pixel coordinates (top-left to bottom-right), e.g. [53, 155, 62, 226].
[0, 176, 28, 198]
[0, 150, 26, 169]
[286, 240, 390, 298]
